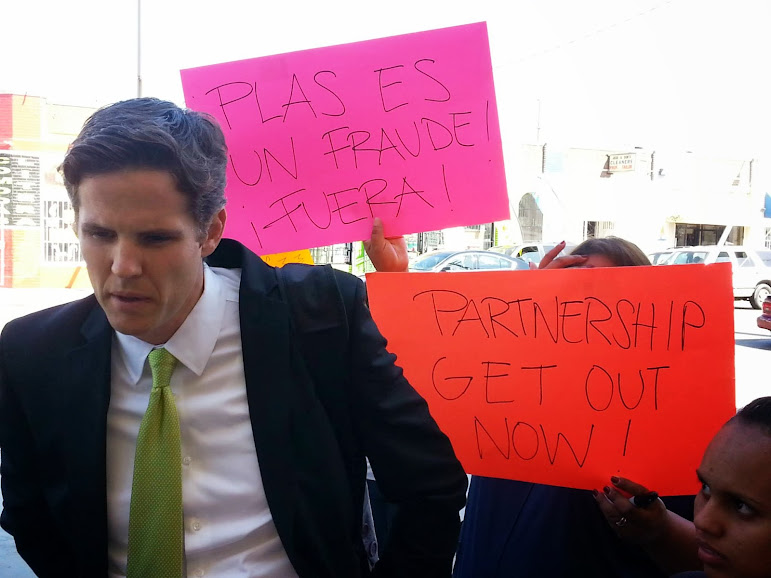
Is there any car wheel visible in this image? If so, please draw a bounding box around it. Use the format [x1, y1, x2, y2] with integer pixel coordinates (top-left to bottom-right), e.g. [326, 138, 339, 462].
[751, 283, 771, 309]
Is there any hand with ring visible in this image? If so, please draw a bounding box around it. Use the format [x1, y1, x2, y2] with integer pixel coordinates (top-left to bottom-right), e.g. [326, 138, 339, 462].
[593, 476, 668, 544]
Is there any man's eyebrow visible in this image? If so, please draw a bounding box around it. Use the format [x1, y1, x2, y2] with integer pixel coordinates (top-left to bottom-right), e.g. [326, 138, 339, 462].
[138, 229, 184, 238]
[79, 222, 111, 232]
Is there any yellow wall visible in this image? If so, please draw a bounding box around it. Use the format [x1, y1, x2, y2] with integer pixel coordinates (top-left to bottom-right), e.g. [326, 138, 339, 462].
[39, 264, 92, 289]
[11, 95, 42, 152]
[9, 229, 41, 287]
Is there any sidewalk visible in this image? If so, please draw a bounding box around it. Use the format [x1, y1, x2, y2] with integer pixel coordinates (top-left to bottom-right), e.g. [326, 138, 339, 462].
[0, 470, 35, 577]
[0, 288, 92, 331]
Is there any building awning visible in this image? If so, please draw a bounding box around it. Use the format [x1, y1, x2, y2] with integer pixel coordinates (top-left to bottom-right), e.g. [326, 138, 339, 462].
[664, 190, 760, 227]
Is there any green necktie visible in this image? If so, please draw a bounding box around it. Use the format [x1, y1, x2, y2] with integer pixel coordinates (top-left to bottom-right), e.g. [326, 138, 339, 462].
[126, 348, 183, 578]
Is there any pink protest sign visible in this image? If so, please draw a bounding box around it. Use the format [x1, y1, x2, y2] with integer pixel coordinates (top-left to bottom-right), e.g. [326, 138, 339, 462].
[181, 22, 509, 255]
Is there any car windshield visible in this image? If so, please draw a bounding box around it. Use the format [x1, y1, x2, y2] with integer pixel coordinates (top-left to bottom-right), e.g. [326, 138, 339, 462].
[670, 251, 709, 264]
[489, 246, 514, 256]
[411, 251, 455, 271]
[755, 249, 771, 266]
[648, 252, 672, 264]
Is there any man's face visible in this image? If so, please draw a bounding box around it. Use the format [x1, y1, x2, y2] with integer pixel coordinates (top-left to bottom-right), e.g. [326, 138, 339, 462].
[76, 169, 225, 345]
[694, 421, 771, 578]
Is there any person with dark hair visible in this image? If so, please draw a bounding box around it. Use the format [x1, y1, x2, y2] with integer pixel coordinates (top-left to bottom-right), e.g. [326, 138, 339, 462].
[596, 396, 771, 578]
[0, 97, 467, 578]
[453, 236, 696, 578]
[564, 236, 652, 268]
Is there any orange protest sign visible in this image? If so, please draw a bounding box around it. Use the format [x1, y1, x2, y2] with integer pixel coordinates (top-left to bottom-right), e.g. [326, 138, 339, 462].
[260, 250, 314, 267]
[367, 264, 736, 495]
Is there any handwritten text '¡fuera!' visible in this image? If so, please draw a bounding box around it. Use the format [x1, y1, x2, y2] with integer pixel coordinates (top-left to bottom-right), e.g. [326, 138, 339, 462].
[252, 165, 454, 235]
[412, 290, 707, 352]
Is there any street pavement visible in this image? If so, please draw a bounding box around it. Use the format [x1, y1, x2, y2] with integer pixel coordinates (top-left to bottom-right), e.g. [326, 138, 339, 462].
[0, 291, 768, 575]
[733, 300, 771, 408]
[0, 475, 35, 577]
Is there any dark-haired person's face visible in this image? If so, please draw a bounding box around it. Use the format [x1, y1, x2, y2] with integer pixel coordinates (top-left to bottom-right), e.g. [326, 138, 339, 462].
[694, 421, 771, 578]
[76, 169, 225, 344]
[570, 254, 617, 268]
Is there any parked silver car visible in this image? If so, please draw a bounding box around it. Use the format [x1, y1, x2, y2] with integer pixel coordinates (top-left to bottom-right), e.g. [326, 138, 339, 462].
[661, 245, 771, 309]
[647, 249, 675, 265]
[410, 250, 529, 272]
[489, 241, 578, 266]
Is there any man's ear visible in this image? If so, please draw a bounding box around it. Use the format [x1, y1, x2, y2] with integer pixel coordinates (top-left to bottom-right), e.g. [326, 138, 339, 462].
[201, 209, 226, 258]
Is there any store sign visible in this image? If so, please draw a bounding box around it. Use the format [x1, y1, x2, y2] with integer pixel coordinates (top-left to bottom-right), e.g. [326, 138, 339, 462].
[608, 153, 635, 172]
[0, 152, 41, 227]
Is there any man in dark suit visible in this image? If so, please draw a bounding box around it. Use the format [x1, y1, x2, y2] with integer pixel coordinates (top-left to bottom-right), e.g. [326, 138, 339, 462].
[0, 98, 467, 577]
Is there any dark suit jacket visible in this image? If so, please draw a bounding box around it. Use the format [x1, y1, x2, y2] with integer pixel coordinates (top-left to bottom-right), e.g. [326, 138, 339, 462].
[0, 239, 467, 578]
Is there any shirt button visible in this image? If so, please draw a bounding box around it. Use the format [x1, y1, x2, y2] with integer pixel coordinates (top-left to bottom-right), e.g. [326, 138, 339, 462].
[191, 520, 201, 531]
[194, 570, 205, 577]
[182, 456, 192, 466]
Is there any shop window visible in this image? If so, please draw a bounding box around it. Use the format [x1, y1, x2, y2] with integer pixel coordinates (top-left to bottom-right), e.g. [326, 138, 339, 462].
[43, 200, 82, 263]
[674, 224, 743, 247]
[309, 243, 351, 265]
[583, 220, 614, 239]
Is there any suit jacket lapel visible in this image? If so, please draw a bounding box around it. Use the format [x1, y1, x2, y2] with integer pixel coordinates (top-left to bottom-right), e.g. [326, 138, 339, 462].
[231, 243, 301, 564]
[59, 305, 112, 571]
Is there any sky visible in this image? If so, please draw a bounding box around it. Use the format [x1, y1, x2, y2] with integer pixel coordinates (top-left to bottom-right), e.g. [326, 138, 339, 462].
[4, 0, 771, 158]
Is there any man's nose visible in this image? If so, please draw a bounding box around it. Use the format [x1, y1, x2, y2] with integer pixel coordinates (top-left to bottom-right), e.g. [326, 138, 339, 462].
[111, 241, 143, 278]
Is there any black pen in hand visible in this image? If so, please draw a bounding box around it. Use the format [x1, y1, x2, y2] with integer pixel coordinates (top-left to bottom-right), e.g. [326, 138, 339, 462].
[630, 491, 660, 508]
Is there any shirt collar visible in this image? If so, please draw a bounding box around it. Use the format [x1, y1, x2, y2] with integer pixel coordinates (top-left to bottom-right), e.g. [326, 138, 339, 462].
[114, 264, 226, 384]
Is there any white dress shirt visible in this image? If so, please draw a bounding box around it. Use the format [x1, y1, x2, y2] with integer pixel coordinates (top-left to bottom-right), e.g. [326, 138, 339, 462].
[106, 265, 298, 578]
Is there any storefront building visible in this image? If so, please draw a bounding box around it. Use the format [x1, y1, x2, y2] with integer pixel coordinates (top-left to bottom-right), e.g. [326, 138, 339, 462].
[3, 92, 769, 283]
[1, 94, 93, 288]
[500, 144, 769, 255]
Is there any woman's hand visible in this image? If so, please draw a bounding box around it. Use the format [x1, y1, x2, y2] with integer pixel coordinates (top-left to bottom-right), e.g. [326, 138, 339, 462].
[363, 217, 409, 273]
[529, 240, 588, 269]
[594, 476, 700, 573]
[593, 476, 668, 544]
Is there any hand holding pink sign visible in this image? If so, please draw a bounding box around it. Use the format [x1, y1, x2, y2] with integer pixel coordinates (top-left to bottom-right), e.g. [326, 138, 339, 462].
[181, 22, 509, 255]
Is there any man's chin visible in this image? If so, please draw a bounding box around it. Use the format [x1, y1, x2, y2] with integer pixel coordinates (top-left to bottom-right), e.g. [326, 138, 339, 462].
[104, 312, 152, 340]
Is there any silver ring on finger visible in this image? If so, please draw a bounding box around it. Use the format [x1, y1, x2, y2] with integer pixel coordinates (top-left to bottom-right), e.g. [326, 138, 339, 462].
[615, 516, 628, 527]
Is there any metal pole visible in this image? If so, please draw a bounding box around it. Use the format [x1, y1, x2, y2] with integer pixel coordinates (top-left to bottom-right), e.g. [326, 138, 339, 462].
[536, 99, 541, 144]
[137, 0, 142, 97]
